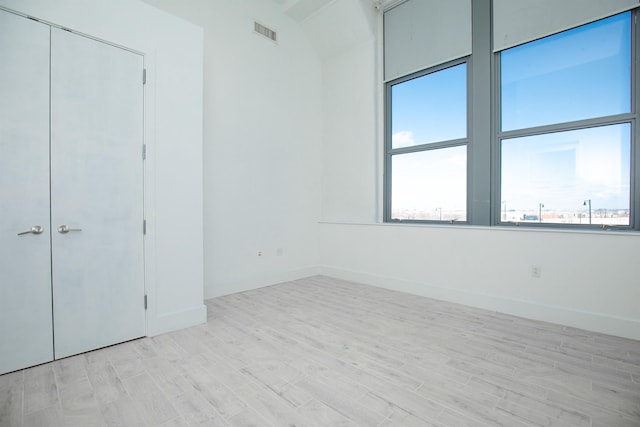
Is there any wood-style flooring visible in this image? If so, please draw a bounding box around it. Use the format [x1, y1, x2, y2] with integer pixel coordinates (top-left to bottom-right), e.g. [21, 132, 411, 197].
[1, 275, 639, 426]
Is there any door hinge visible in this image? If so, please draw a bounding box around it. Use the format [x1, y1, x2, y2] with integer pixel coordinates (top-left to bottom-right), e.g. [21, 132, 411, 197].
[144, 294, 148, 310]
[143, 68, 147, 85]
[143, 219, 147, 235]
[142, 144, 147, 160]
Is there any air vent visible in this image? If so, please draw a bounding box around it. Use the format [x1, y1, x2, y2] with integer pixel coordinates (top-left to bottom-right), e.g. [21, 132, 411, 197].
[254, 21, 277, 42]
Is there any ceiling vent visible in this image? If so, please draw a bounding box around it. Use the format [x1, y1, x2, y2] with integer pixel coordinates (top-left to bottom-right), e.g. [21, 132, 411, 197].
[254, 21, 277, 42]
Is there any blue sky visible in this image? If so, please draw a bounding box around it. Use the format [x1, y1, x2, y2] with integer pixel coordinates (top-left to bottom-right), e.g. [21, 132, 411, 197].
[391, 63, 466, 148]
[501, 12, 630, 131]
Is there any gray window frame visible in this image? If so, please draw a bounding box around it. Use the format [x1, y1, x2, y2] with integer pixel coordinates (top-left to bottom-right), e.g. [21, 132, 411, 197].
[384, 58, 471, 224]
[494, 10, 639, 231]
[383, 0, 640, 231]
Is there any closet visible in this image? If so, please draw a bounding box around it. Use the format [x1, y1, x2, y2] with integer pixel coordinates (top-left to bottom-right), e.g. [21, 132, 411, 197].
[0, 8, 145, 375]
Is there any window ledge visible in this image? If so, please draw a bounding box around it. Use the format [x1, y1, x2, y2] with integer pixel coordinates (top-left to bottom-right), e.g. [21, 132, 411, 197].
[318, 220, 640, 237]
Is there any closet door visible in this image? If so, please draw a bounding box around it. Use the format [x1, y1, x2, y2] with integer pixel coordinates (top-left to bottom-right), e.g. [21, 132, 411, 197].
[0, 10, 53, 374]
[50, 28, 145, 358]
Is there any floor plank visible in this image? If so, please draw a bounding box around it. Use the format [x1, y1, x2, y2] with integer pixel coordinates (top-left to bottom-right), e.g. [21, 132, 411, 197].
[1, 275, 639, 426]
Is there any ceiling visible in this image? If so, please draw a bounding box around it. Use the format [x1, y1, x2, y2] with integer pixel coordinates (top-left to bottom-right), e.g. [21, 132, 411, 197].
[271, 0, 404, 23]
[269, 0, 391, 59]
[272, 0, 338, 22]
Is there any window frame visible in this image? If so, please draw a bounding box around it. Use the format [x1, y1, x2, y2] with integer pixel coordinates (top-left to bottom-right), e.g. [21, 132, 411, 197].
[384, 57, 472, 224]
[493, 11, 638, 231]
[382, 4, 640, 231]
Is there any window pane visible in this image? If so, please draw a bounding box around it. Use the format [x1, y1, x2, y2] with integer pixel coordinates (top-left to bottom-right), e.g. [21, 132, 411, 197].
[391, 64, 466, 148]
[501, 12, 631, 131]
[501, 124, 631, 225]
[391, 146, 467, 221]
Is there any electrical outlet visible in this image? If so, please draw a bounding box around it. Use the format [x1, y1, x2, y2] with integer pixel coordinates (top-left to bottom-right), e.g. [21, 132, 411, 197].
[257, 250, 263, 257]
[276, 248, 283, 256]
[531, 265, 541, 278]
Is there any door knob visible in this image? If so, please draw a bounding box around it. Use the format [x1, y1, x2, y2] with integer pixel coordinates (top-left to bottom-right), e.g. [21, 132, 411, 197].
[17, 225, 44, 236]
[57, 225, 82, 234]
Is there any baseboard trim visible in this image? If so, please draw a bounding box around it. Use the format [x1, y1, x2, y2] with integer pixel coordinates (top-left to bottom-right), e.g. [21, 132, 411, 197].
[147, 304, 207, 336]
[318, 266, 640, 341]
[206, 266, 322, 299]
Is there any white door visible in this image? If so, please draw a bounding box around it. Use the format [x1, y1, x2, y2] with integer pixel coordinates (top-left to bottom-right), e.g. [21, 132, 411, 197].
[0, 10, 54, 375]
[50, 28, 145, 359]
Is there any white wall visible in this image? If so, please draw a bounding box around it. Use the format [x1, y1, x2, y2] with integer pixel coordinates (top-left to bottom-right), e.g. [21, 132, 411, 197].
[141, 0, 323, 298]
[0, 0, 206, 336]
[317, 4, 640, 340]
[319, 223, 640, 339]
[321, 39, 379, 223]
[313, 0, 379, 223]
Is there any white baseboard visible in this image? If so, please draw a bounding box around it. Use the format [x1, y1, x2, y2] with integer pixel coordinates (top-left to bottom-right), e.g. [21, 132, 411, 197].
[205, 266, 322, 299]
[147, 304, 208, 337]
[318, 266, 640, 341]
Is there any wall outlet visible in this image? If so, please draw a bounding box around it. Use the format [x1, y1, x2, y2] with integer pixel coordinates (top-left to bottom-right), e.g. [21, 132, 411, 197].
[531, 265, 542, 278]
[257, 250, 263, 257]
[276, 248, 283, 256]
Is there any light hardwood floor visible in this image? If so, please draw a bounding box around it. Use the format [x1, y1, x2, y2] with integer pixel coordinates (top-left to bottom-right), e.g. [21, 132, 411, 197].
[1, 275, 639, 426]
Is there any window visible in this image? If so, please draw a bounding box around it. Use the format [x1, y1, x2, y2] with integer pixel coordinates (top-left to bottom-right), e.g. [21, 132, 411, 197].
[498, 12, 633, 227]
[383, 4, 639, 230]
[385, 61, 468, 222]
[501, 125, 631, 225]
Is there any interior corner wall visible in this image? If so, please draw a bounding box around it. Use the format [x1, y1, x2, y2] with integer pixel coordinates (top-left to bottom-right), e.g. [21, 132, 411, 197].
[141, 0, 323, 298]
[0, 0, 206, 336]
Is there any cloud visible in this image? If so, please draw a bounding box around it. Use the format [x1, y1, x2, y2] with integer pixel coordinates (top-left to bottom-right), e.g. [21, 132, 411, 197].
[392, 131, 415, 148]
